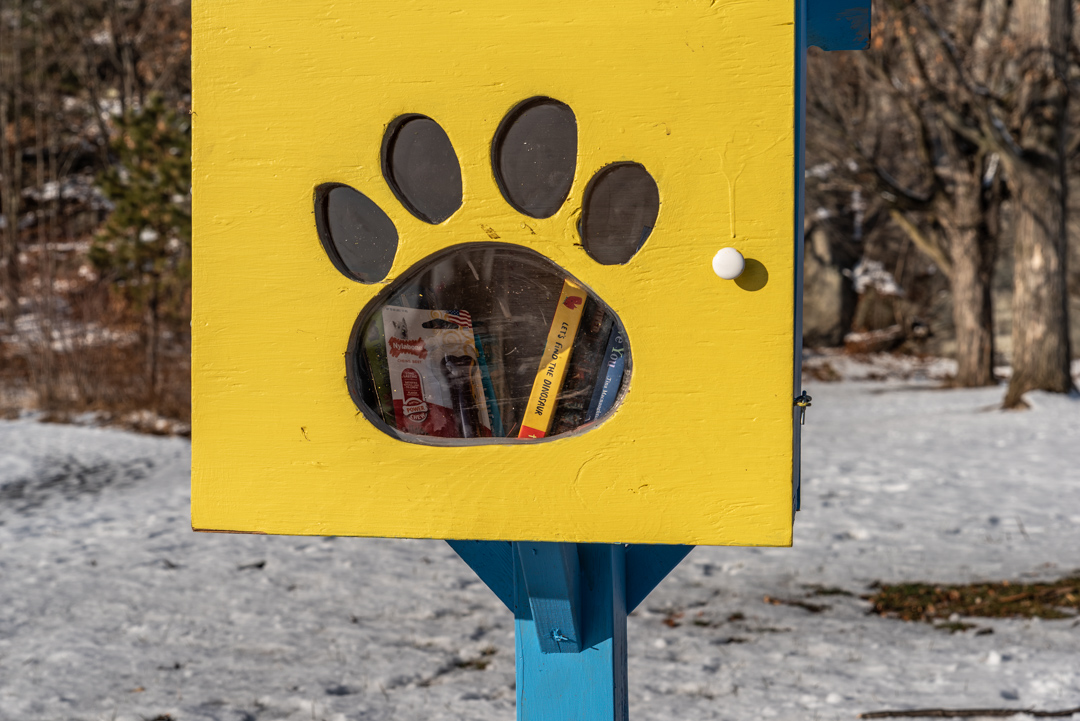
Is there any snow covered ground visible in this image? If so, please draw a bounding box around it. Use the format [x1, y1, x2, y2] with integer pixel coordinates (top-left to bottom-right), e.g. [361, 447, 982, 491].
[1, 380, 1079, 721]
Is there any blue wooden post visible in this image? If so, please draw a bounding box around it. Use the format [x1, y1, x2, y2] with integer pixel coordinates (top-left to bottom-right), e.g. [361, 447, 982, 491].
[516, 542, 585, 654]
[448, 540, 692, 720]
[515, 543, 627, 720]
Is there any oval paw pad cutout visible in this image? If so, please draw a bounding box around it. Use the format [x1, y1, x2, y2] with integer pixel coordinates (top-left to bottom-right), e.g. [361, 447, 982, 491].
[382, 115, 463, 224]
[313, 183, 398, 284]
[492, 97, 577, 219]
[581, 162, 660, 265]
[314, 99, 658, 444]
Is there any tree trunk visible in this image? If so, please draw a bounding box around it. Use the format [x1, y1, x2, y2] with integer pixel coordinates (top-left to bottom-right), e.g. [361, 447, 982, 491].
[1003, 0, 1075, 408]
[32, 21, 57, 410]
[939, 161, 998, 388]
[1004, 167, 1074, 407]
[146, 282, 160, 410]
[946, 233, 997, 387]
[0, 0, 24, 330]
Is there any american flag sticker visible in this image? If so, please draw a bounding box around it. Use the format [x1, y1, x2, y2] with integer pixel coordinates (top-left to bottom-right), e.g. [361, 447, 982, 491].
[444, 310, 472, 328]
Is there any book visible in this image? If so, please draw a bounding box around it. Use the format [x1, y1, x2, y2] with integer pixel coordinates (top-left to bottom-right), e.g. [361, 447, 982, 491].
[473, 330, 504, 437]
[517, 279, 588, 439]
[548, 297, 614, 436]
[584, 326, 627, 423]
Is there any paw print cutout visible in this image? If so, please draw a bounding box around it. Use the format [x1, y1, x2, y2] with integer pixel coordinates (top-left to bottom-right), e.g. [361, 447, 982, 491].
[313, 97, 660, 444]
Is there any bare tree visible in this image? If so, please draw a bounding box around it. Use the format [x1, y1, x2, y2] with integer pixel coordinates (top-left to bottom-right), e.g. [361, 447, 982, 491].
[809, 0, 1075, 401]
[1003, 0, 1075, 406]
[808, 15, 1003, 387]
[0, 0, 193, 417]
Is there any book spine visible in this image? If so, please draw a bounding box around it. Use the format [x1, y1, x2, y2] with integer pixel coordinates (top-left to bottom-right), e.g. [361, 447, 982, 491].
[548, 298, 612, 436]
[584, 327, 627, 423]
[473, 332, 504, 437]
[517, 279, 588, 439]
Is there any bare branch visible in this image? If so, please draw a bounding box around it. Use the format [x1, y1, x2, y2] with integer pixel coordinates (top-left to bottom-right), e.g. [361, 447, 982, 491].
[888, 208, 954, 277]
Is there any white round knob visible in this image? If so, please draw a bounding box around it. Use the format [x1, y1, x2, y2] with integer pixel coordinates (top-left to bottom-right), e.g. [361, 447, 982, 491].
[712, 248, 745, 280]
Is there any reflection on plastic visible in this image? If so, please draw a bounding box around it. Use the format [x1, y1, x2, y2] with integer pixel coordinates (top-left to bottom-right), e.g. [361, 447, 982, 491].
[348, 244, 631, 445]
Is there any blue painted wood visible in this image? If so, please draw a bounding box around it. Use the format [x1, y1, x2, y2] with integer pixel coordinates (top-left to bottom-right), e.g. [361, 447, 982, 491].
[446, 540, 514, 611]
[807, 0, 871, 50]
[624, 544, 694, 613]
[516, 542, 582, 653]
[794, 0, 809, 513]
[515, 544, 627, 721]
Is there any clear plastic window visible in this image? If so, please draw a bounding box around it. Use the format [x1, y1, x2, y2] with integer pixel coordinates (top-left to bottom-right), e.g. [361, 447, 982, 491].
[348, 244, 630, 444]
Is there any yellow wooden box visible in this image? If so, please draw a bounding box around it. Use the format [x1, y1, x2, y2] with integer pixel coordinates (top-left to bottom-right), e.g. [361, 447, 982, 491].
[191, 0, 799, 546]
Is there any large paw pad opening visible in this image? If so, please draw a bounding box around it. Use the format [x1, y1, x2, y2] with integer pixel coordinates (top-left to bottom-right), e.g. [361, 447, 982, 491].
[348, 244, 630, 444]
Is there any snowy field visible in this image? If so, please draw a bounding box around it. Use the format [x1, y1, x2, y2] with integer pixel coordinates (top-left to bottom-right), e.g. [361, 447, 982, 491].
[1, 379, 1079, 721]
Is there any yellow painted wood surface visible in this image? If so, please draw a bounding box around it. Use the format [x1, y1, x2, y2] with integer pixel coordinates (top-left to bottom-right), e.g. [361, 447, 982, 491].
[191, 0, 797, 546]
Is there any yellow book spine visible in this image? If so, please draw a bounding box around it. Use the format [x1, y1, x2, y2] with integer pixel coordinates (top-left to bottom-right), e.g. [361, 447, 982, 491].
[518, 280, 588, 439]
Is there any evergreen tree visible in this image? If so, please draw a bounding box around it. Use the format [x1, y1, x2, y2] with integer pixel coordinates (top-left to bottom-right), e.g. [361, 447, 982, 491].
[92, 95, 191, 406]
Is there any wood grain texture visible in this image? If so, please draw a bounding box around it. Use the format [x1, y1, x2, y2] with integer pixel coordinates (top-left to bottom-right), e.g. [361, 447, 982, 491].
[624, 544, 695, 613]
[446, 539, 514, 610]
[451, 540, 695, 618]
[191, 0, 798, 546]
[517, 542, 583, 653]
[515, 544, 627, 720]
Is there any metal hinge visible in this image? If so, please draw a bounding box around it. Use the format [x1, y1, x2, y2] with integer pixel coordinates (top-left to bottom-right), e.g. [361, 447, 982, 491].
[795, 392, 813, 425]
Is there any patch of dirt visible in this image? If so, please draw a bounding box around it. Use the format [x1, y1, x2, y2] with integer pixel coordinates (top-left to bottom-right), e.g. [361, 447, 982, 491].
[866, 577, 1080, 622]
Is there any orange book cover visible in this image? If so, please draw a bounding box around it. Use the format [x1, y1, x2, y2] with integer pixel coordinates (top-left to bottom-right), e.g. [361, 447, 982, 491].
[518, 280, 588, 439]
